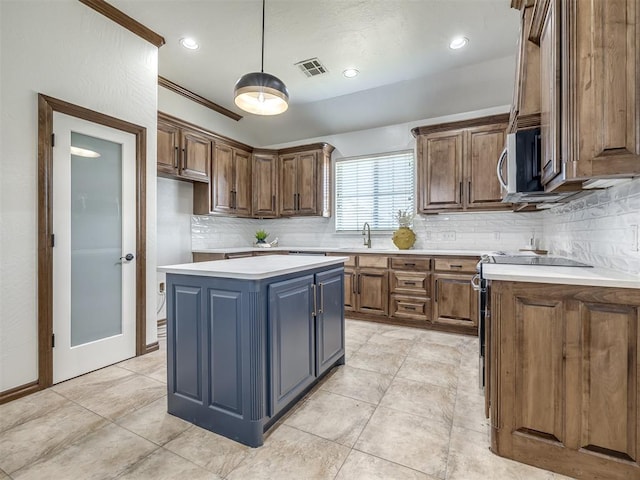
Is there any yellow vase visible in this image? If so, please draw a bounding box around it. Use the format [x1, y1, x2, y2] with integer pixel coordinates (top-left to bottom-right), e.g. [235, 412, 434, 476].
[392, 226, 416, 250]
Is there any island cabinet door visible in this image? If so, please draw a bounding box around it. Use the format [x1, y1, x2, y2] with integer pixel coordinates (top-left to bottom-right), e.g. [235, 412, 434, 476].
[269, 275, 316, 415]
[315, 268, 345, 376]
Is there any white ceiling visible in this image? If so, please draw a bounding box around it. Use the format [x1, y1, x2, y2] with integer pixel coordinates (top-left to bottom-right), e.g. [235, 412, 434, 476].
[112, 0, 520, 145]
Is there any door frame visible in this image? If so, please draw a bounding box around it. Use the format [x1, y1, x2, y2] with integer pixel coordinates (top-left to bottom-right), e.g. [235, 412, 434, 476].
[37, 94, 149, 390]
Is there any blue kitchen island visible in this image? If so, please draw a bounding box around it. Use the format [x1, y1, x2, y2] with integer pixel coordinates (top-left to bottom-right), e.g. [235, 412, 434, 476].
[158, 254, 347, 447]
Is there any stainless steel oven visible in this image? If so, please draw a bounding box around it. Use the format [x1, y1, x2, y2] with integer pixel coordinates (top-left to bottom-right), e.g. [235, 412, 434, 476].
[472, 255, 490, 391]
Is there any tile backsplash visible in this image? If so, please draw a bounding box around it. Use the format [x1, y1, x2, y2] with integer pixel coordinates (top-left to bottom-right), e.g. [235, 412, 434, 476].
[540, 177, 640, 274]
[192, 211, 542, 253]
[191, 177, 640, 275]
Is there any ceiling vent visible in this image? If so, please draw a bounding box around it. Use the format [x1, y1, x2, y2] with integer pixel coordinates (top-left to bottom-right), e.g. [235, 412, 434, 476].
[295, 58, 328, 77]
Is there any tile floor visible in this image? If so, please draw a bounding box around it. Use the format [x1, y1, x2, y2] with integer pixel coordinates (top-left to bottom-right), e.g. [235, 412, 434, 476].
[0, 319, 574, 480]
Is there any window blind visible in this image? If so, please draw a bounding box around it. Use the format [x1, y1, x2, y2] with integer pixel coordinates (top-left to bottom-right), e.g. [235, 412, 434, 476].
[335, 150, 415, 231]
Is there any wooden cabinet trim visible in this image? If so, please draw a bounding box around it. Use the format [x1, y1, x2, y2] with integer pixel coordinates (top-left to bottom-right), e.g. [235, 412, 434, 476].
[411, 114, 510, 137]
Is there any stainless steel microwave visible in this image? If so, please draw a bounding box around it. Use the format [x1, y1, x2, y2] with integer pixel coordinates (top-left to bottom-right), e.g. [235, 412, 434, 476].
[497, 128, 575, 203]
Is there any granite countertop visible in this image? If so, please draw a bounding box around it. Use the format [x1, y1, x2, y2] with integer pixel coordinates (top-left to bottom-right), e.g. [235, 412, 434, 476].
[481, 263, 640, 289]
[158, 255, 349, 280]
[192, 246, 489, 256]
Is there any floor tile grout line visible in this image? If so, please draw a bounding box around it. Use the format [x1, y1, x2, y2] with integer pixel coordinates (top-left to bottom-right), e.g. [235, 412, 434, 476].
[442, 352, 467, 480]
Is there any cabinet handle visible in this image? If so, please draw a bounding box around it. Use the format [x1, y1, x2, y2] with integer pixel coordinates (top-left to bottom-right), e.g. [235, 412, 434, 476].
[173, 146, 179, 168]
[312, 284, 317, 317]
[319, 283, 324, 314]
[352, 274, 357, 294]
[182, 148, 186, 170]
[357, 275, 361, 294]
[404, 263, 416, 267]
[450, 264, 463, 269]
[293, 193, 297, 211]
[468, 181, 471, 203]
[272, 195, 275, 211]
[434, 279, 438, 302]
[404, 281, 417, 286]
[459, 181, 462, 203]
[296, 193, 300, 211]
[404, 305, 417, 311]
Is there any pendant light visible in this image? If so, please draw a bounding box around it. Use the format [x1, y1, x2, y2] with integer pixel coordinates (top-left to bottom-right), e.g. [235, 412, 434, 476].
[234, 0, 289, 115]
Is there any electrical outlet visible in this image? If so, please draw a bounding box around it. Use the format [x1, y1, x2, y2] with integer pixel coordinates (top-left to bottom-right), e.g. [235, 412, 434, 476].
[441, 231, 456, 241]
[632, 225, 639, 252]
[159, 282, 165, 293]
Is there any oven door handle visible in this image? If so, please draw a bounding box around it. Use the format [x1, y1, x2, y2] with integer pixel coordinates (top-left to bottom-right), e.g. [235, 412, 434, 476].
[470, 273, 481, 291]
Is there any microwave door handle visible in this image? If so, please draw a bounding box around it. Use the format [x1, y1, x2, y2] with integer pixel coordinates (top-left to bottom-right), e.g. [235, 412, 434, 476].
[497, 147, 508, 190]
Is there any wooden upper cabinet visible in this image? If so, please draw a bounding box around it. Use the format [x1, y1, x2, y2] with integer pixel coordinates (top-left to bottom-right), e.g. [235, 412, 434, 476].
[466, 124, 508, 209]
[252, 151, 278, 218]
[419, 131, 464, 212]
[157, 120, 180, 176]
[211, 143, 251, 217]
[233, 148, 252, 217]
[278, 144, 333, 217]
[509, 4, 541, 133]
[157, 116, 210, 182]
[181, 130, 211, 182]
[533, 0, 640, 190]
[415, 115, 509, 213]
[211, 143, 234, 214]
[538, 0, 561, 186]
[279, 154, 298, 215]
[296, 152, 318, 215]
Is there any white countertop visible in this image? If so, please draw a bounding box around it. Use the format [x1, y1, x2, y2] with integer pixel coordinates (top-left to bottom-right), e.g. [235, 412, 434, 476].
[193, 246, 488, 256]
[158, 254, 349, 280]
[482, 264, 640, 289]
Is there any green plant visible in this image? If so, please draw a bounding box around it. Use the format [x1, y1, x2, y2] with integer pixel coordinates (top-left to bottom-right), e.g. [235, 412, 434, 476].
[255, 229, 269, 241]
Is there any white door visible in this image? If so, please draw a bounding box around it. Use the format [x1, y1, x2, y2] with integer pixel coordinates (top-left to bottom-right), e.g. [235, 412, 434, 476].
[52, 112, 137, 384]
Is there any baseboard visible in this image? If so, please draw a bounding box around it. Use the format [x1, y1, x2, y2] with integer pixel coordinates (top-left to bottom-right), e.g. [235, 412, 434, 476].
[145, 341, 159, 353]
[0, 380, 42, 405]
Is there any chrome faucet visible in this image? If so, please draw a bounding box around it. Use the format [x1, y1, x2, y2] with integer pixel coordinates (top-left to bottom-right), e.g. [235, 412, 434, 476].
[362, 222, 372, 248]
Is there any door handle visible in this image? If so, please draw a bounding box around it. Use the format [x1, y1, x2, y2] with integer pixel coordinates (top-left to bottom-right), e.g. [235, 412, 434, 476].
[352, 274, 356, 294]
[312, 284, 317, 317]
[173, 146, 179, 168]
[182, 147, 186, 170]
[434, 279, 438, 302]
[119, 253, 134, 262]
[319, 283, 324, 314]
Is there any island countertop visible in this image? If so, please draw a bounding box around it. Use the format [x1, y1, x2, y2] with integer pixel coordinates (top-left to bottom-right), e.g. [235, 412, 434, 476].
[158, 254, 349, 280]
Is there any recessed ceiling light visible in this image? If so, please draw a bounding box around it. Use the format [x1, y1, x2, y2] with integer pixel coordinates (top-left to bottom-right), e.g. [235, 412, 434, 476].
[343, 68, 359, 78]
[449, 36, 469, 49]
[180, 37, 199, 50]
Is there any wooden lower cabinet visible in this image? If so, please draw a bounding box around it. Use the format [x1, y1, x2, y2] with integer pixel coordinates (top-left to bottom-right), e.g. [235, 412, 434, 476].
[432, 273, 477, 334]
[490, 281, 640, 480]
[357, 269, 389, 315]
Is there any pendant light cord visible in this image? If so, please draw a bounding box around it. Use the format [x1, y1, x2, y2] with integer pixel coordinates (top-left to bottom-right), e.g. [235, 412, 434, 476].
[261, 0, 265, 73]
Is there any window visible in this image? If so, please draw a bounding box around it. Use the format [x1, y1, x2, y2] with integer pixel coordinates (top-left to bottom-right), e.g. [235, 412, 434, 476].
[335, 150, 415, 231]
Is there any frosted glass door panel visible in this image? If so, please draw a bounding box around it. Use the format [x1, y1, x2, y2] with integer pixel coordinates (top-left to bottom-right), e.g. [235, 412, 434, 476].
[70, 132, 123, 347]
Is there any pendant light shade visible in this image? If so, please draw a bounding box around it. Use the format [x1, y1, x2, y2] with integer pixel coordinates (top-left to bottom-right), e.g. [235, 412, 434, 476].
[234, 0, 289, 115]
[234, 72, 289, 115]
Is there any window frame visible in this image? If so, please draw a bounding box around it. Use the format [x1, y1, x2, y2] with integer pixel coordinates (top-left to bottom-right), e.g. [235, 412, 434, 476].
[334, 149, 416, 233]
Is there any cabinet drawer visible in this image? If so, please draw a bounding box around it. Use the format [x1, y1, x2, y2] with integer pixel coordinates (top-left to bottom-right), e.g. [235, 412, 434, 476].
[390, 295, 430, 321]
[390, 257, 431, 271]
[390, 271, 429, 296]
[434, 257, 478, 273]
[225, 252, 254, 259]
[192, 252, 225, 262]
[358, 255, 389, 269]
[327, 253, 356, 267]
